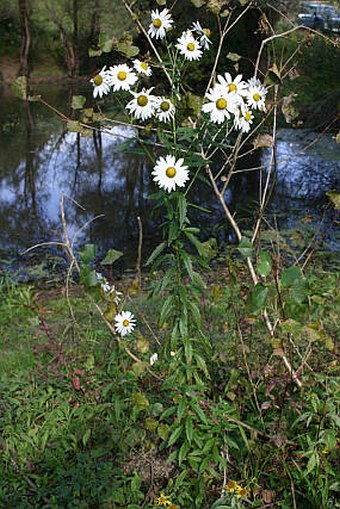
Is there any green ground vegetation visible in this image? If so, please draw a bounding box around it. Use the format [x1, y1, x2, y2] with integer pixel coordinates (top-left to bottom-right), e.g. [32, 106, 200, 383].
[0, 241, 339, 509]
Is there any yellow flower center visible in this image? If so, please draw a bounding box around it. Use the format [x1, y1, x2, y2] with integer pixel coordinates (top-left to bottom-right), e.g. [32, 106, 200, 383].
[244, 110, 252, 121]
[137, 94, 148, 107]
[117, 71, 127, 81]
[253, 92, 261, 102]
[187, 42, 195, 51]
[166, 167, 176, 178]
[93, 74, 103, 86]
[203, 28, 211, 37]
[228, 83, 237, 92]
[123, 319, 130, 327]
[140, 62, 148, 71]
[216, 98, 227, 110]
[153, 18, 162, 28]
[160, 100, 170, 112]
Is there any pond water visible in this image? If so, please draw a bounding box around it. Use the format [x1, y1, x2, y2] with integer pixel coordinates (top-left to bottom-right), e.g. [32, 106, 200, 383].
[0, 82, 339, 278]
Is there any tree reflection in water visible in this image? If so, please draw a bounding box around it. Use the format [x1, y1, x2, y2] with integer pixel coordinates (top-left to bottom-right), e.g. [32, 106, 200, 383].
[0, 85, 338, 274]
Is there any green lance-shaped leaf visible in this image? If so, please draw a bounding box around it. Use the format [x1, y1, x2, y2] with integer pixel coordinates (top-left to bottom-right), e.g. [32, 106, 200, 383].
[101, 248, 123, 265]
[185, 415, 193, 444]
[167, 424, 183, 447]
[194, 353, 210, 378]
[178, 441, 190, 465]
[181, 251, 194, 280]
[184, 230, 206, 258]
[177, 396, 187, 421]
[146, 241, 167, 266]
[178, 193, 187, 228]
[187, 301, 201, 327]
[82, 429, 91, 447]
[159, 294, 176, 326]
[184, 337, 193, 364]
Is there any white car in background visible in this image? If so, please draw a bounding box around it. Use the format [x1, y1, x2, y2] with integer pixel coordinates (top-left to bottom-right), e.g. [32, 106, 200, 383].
[297, 2, 340, 33]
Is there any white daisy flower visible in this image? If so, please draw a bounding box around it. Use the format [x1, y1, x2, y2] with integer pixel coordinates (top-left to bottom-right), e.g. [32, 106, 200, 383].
[234, 105, 254, 133]
[191, 21, 212, 50]
[133, 59, 152, 77]
[245, 77, 267, 111]
[155, 97, 175, 123]
[126, 88, 158, 121]
[175, 31, 203, 61]
[202, 85, 240, 124]
[90, 66, 111, 99]
[114, 311, 136, 336]
[148, 8, 174, 40]
[152, 154, 189, 193]
[100, 281, 122, 303]
[107, 63, 138, 92]
[216, 72, 248, 96]
[150, 353, 158, 366]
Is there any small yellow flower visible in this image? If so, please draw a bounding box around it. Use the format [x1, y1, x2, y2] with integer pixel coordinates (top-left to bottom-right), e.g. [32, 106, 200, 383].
[226, 480, 238, 493]
[225, 480, 249, 499]
[155, 493, 172, 506]
[236, 486, 249, 499]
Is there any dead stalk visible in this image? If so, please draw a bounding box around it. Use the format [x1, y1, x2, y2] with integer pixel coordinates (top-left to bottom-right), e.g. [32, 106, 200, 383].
[136, 216, 143, 288]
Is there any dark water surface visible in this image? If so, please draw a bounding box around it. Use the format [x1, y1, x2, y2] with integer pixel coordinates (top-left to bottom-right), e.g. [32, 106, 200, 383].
[0, 83, 339, 277]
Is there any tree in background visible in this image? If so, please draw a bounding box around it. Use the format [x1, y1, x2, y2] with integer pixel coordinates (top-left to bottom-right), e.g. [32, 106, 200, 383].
[18, 0, 31, 77]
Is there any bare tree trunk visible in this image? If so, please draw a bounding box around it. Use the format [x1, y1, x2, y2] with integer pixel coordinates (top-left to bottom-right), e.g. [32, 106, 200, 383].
[90, 0, 100, 46]
[72, 0, 79, 76]
[18, 0, 31, 77]
[53, 0, 79, 78]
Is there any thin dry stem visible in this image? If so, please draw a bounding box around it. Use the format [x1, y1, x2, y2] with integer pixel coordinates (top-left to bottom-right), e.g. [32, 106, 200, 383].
[60, 192, 80, 273]
[205, 2, 253, 95]
[136, 216, 143, 288]
[252, 85, 279, 244]
[127, 295, 162, 348]
[255, 25, 339, 77]
[121, 0, 173, 86]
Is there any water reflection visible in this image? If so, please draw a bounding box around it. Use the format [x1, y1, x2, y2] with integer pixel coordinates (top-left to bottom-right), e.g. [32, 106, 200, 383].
[263, 129, 339, 251]
[0, 84, 339, 276]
